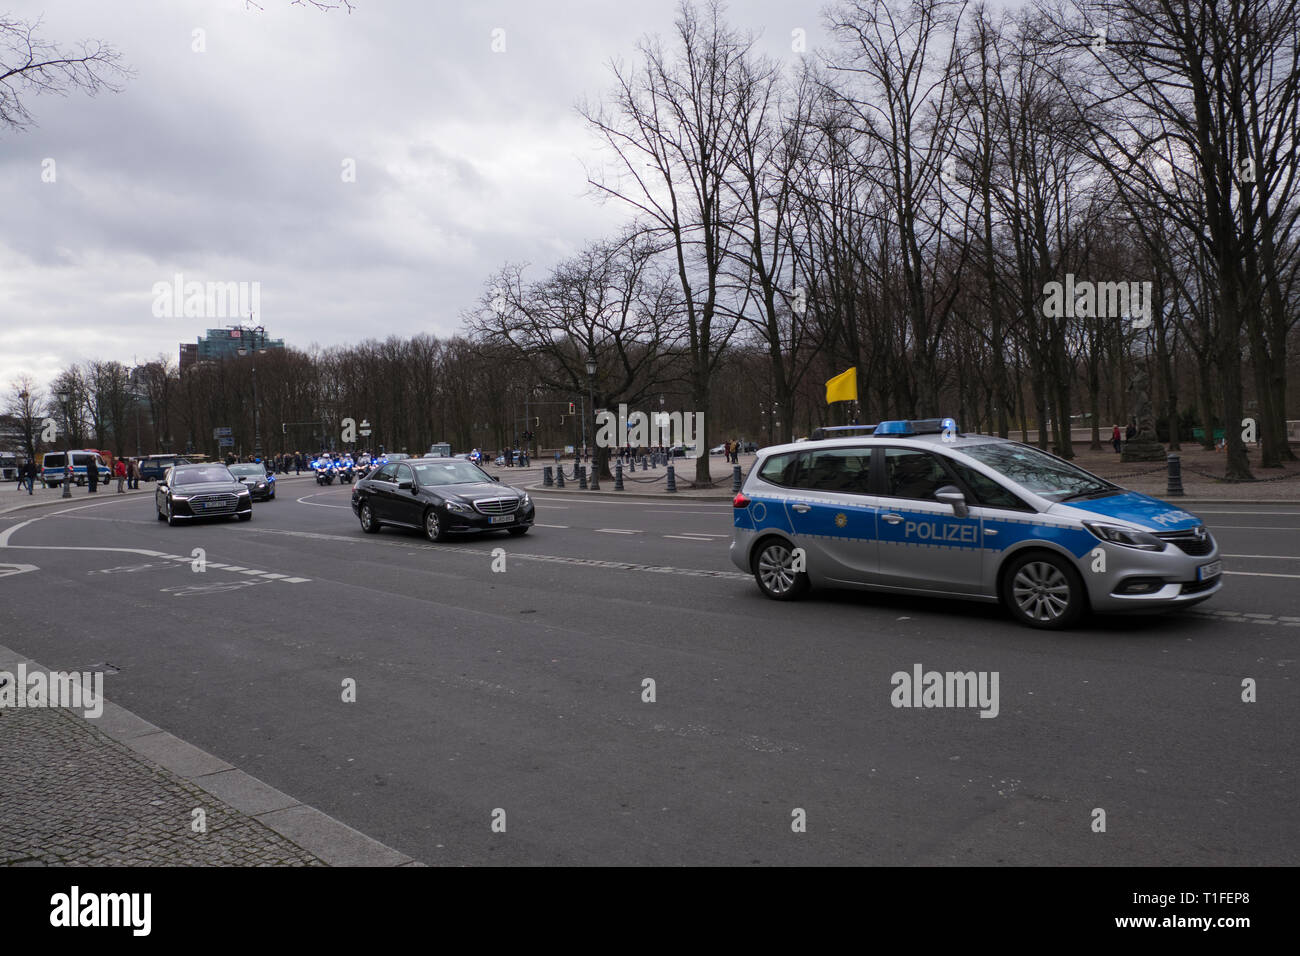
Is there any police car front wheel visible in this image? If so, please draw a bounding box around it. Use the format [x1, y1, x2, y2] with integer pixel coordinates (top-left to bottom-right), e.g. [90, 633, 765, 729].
[752, 538, 809, 600]
[1002, 552, 1086, 629]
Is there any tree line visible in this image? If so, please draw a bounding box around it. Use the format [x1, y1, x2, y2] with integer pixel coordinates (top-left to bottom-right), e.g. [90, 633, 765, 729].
[5, 0, 1300, 485]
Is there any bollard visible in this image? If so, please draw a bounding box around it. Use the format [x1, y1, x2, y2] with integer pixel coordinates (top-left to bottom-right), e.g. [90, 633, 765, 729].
[732, 464, 742, 493]
[543, 465, 553, 487]
[590, 463, 600, 491]
[629, 456, 636, 472]
[666, 464, 677, 493]
[1166, 453, 1184, 497]
[556, 467, 565, 488]
[641, 455, 648, 470]
[572, 463, 580, 480]
[615, 461, 624, 491]
[578, 465, 588, 490]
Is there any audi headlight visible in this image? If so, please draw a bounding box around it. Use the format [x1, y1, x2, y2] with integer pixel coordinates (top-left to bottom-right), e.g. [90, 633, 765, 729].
[237, 488, 251, 497]
[1083, 521, 1166, 551]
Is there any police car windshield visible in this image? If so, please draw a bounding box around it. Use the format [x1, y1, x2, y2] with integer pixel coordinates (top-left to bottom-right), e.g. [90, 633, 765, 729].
[960, 442, 1116, 501]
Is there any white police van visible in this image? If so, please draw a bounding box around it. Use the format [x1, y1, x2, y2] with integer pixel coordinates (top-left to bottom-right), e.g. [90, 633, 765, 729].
[730, 419, 1221, 629]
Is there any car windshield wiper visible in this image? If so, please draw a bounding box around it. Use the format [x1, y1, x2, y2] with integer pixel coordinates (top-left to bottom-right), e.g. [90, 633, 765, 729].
[1057, 486, 1117, 502]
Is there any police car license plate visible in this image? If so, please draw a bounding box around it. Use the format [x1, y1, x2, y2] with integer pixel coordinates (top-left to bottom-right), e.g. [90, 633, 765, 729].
[1198, 560, 1222, 581]
[489, 515, 512, 524]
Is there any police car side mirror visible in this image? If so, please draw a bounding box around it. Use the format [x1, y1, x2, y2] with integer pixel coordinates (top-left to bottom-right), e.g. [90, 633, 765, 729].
[935, 485, 969, 518]
[491, 475, 500, 482]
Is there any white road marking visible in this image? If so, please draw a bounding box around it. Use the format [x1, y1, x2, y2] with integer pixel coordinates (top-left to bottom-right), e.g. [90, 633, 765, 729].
[1223, 554, 1300, 559]
[597, 529, 640, 534]
[0, 563, 39, 578]
[536, 524, 569, 529]
[664, 535, 715, 542]
[1200, 510, 1300, 515]
[280, 577, 310, 583]
[295, 493, 350, 509]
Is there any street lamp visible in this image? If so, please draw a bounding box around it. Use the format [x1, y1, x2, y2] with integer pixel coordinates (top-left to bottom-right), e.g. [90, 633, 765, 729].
[585, 355, 597, 462]
[237, 348, 265, 460]
[57, 389, 72, 498]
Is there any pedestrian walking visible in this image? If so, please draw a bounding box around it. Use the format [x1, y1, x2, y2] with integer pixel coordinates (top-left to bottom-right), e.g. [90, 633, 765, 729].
[21, 458, 35, 494]
[1111, 424, 1122, 454]
[86, 456, 99, 494]
[114, 457, 127, 493]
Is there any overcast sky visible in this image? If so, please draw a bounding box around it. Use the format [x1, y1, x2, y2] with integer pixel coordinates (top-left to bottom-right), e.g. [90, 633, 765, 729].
[0, 0, 833, 391]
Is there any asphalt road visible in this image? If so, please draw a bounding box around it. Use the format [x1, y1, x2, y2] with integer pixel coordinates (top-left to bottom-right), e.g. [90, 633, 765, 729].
[1, 480, 1296, 865]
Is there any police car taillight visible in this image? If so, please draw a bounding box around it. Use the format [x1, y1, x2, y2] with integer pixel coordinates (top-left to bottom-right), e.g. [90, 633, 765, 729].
[733, 492, 749, 508]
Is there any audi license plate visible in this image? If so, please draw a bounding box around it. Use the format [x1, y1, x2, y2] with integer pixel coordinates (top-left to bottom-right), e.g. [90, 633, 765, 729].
[1198, 560, 1222, 581]
[489, 515, 513, 524]
[202, 501, 225, 510]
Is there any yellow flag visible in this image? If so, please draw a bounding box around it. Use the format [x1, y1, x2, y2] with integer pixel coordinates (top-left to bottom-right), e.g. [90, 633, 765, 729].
[825, 367, 858, 404]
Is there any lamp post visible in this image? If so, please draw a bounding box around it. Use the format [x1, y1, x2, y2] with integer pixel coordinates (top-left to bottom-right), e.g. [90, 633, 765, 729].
[585, 355, 597, 463]
[57, 389, 72, 498]
[238, 347, 265, 460]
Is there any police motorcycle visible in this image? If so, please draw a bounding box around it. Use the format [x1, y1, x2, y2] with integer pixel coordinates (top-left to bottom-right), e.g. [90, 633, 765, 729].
[313, 455, 335, 485]
[336, 455, 355, 484]
[354, 453, 373, 479]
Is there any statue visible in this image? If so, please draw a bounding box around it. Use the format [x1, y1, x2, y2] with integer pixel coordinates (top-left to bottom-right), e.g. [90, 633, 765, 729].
[1122, 367, 1166, 461]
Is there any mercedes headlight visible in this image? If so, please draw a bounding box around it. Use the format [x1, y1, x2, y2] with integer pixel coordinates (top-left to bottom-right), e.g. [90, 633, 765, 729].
[521, 492, 531, 508]
[1083, 521, 1166, 552]
[446, 500, 471, 513]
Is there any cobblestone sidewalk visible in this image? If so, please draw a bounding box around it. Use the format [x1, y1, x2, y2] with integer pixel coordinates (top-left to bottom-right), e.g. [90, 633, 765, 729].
[0, 704, 323, 866]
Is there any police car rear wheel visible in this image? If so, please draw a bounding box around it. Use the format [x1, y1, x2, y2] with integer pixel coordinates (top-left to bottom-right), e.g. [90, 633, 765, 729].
[1004, 554, 1084, 629]
[753, 539, 808, 600]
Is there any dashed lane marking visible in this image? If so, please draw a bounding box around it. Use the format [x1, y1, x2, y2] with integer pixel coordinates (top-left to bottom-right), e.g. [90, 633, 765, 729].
[596, 528, 640, 535]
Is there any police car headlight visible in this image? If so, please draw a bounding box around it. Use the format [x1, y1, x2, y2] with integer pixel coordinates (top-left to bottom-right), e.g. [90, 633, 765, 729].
[1083, 521, 1166, 552]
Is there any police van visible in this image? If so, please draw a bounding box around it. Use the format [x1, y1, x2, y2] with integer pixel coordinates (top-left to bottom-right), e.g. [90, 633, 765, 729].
[730, 419, 1221, 629]
[40, 450, 111, 487]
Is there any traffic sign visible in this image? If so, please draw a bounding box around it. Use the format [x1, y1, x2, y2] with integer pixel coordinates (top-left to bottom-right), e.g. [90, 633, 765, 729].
[213, 426, 232, 438]
[218, 437, 234, 447]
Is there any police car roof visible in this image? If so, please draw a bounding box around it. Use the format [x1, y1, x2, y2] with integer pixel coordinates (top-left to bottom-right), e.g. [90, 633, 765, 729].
[759, 432, 1005, 456]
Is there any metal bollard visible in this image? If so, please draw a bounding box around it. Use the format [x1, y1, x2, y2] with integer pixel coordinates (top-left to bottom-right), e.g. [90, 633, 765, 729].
[732, 464, 742, 493]
[543, 466, 553, 487]
[556, 467, 565, 488]
[615, 461, 624, 491]
[629, 456, 636, 472]
[1166, 453, 1184, 497]
[589, 463, 600, 490]
[666, 464, 676, 493]
[578, 465, 588, 490]
[642, 455, 649, 470]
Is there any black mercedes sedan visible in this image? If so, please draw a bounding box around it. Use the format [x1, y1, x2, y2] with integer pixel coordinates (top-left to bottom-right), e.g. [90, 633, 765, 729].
[350, 456, 534, 541]
[156, 463, 253, 525]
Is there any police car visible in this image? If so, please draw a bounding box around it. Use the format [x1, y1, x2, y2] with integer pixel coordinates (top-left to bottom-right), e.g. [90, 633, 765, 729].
[730, 419, 1221, 629]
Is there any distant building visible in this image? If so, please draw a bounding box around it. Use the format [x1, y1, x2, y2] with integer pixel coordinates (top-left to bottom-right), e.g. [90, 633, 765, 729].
[179, 325, 285, 373]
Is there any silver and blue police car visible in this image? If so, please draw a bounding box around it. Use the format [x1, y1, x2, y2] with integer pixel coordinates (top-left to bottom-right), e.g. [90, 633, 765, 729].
[730, 419, 1221, 629]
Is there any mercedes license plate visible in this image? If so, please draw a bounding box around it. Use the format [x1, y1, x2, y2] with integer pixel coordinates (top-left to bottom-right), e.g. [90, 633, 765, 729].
[489, 515, 513, 524]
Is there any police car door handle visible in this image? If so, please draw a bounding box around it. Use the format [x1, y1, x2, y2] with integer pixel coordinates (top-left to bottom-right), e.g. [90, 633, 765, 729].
[882, 513, 903, 524]
[791, 503, 811, 513]
[985, 529, 998, 536]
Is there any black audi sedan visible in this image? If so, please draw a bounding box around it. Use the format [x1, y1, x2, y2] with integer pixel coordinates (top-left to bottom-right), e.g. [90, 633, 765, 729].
[156, 463, 253, 525]
[350, 456, 534, 541]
